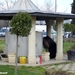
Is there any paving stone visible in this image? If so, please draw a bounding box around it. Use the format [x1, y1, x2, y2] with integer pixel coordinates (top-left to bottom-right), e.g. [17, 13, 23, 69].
[68, 70, 75, 73]
[69, 63, 75, 71]
[62, 64, 72, 71]
[56, 64, 65, 70]
[43, 65, 49, 68]
[46, 65, 56, 69]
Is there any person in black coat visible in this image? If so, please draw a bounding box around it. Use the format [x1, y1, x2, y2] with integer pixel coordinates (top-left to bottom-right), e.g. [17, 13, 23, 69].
[43, 36, 57, 59]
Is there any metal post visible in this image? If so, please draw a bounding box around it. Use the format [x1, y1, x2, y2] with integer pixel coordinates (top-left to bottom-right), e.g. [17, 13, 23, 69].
[55, 0, 57, 12]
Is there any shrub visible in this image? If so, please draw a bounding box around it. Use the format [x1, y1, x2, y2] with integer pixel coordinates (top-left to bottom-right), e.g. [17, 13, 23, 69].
[10, 12, 32, 36]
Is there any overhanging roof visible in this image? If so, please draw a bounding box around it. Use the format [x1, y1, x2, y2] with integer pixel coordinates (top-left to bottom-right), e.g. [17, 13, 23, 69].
[0, 11, 75, 20]
[30, 11, 75, 20]
[0, 0, 75, 20]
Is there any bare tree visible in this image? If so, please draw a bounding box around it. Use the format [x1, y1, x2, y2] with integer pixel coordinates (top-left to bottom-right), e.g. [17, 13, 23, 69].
[0, 0, 17, 10]
[0, 0, 17, 28]
[44, 0, 55, 12]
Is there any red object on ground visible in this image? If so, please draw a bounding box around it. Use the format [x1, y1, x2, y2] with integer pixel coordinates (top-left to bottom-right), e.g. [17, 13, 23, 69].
[40, 55, 42, 64]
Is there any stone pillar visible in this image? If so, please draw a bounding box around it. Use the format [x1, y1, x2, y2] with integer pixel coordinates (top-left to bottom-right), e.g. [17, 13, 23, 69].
[28, 17, 36, 64]
[46, 20, 53, 37]
[56, 18, 64, 60]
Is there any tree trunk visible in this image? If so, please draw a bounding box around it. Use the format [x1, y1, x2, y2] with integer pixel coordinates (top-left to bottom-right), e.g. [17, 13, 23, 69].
[15, 35, 18, 75]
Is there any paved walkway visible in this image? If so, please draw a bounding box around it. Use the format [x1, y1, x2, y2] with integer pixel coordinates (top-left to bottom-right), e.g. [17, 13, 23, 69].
[42, 62, 75, 74]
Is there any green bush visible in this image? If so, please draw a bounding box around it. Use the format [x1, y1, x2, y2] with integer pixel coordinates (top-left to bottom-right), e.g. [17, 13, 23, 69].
[10, 12, 32, 36]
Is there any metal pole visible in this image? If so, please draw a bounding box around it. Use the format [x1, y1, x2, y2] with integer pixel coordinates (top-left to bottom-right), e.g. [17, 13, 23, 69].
[55, 0, 57, 12]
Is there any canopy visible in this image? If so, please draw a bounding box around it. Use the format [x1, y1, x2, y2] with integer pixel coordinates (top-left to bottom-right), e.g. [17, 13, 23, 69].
[0, 0, 75, 20]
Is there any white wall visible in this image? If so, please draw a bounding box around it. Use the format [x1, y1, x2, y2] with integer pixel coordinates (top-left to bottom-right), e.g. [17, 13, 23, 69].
[5, 31, 43, 57]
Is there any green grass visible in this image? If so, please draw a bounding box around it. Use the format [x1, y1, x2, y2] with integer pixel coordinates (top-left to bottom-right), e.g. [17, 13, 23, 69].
[0, 40, 5, 51]
[63, 42, 74, 53]
[0, 65, 45, 75]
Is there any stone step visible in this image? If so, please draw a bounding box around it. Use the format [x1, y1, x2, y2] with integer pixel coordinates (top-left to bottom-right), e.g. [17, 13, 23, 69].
[47, 65, 56, 69]
[56, 64, 65, 70]
[42, 62, 75, 74]
[61, 63, 73, 71]
[68, 70, 75, 73]
[69, 63, 75, 71]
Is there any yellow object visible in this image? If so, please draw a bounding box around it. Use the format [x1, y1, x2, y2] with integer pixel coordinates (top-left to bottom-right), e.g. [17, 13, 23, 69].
[20, 56, 26, 64]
